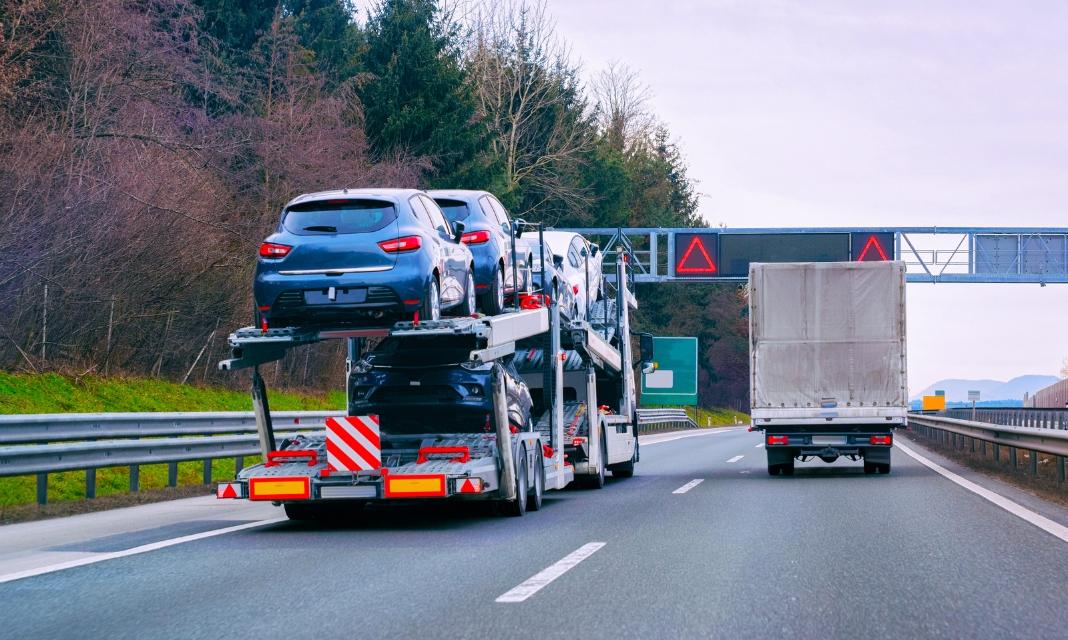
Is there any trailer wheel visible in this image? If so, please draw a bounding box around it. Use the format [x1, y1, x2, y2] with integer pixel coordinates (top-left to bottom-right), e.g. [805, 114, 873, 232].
[500, 449, 528, 517]
[864, 461, 891, 475]
[767, 463, 781, 476]
[609, 441, 636, 478]
[283, 503, 320, 521]
[529, 443, 545, 511]
[583, 431, 607, 489]
[780, 461, 795, 476]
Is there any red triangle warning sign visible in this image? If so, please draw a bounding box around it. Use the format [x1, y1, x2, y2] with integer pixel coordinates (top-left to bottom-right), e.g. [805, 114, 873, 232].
[676, 236, 717, 273]
[459, 479, 476, 493]
[219, 483, 237, 498]
[856, 235, 889, 261]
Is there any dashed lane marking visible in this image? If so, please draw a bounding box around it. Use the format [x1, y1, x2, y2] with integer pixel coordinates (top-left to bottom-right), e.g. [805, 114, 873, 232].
[726, 455, 744, 463]
[495, 542, 606, 603]
[672, 479, 704, 494]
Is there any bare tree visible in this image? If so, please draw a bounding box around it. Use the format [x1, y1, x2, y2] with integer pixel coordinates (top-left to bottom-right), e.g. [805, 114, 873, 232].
[591, 61, 655, 152]
[467, 0, 592, 221]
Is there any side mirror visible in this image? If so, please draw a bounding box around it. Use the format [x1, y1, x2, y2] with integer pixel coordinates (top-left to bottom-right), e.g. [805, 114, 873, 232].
[590, 244, 600, 257]
[553, 254, 564, 269]
[512, 219, 525, 238]
[638, 332, 654, 369]
[452, 221, 465, 243]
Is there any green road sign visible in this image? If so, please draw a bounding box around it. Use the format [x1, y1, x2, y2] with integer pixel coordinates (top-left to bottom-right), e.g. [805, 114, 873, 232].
[640, 337, 698, 406]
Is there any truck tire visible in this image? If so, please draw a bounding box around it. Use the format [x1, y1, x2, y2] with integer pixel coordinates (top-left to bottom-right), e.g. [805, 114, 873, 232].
[583, 431, 607, 489]
[284, 501, 365, 521]
[421, 278, 441, 321]
[864, 461, 891, 475]
[767, 463, 781, 476]
[780, 461, 795, 476]
[500, 449, 528, 517]
[609, 441, 636, 478]
[529, 443, 545, 511]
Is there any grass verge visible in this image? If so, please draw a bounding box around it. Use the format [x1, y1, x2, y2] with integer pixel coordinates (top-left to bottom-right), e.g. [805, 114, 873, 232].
[0, 372, 344, 520]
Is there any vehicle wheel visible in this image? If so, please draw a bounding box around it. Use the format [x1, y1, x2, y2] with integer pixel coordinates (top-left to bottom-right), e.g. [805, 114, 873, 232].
[780, 461, 795, 476]
[421, 277, 441, 321]
[583, 431, 607, 489]
[609, 440, 636, 478]
[880, 462, 891, 474]
[481, 265, 505, 315]
[283, 503, 319, 521]
[864, 461, 877, 474]
[767, 463, 782, 476]
[529, 443, 545, 511]
[523, 258, 534, 294]
[457, 269, 477, 316]
[500, 448, 528, 517]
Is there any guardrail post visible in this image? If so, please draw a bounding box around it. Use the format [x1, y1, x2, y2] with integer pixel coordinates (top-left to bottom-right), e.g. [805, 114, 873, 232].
[36, 473, 47, 505]
[235, 456, 244, 475]
[1058, 456, 1065, 483]
[993, 443, 1000, 463]
[1030, 450, 1038, 476]
[1010, 447, 1017, 469]
[85, 468, 96, 499]
[980, 440, 986, 457]
[129, 465, 140, 493]
[202, 459, 212, 485]
[167, 462, 178, 487]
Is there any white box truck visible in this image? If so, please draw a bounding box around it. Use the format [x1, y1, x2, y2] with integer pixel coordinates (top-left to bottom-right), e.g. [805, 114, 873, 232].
[749, 261, 908, 475]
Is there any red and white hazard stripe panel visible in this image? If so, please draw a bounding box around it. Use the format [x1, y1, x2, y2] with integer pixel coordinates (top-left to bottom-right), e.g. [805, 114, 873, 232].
[326, 415, 382, 472]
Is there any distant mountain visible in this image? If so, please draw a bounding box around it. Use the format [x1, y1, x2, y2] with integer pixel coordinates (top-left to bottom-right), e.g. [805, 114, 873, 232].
[911, 375, 1059, 403]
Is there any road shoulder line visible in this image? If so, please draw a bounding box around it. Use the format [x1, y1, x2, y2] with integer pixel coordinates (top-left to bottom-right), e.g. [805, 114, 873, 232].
[0, 518, 286, 585]
[896, 441, 1068, 544]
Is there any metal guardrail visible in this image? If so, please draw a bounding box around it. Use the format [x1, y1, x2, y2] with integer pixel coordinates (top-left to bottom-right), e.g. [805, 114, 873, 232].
[908, 413, 1067, 483]
[636, 408, 698, 433]
[2, 408, 696, 505]
[940, 408, 1068, 430]
[0, 411, 343, 505]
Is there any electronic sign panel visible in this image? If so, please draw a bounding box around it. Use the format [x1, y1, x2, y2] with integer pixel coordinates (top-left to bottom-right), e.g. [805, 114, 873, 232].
[718, 233, 850, 277]
[673, 233, 719, 277]
[850, 232, 894, 261]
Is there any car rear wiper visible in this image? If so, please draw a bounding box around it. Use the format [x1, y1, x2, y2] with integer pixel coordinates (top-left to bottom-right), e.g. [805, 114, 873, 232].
[304, 225, 337, 232]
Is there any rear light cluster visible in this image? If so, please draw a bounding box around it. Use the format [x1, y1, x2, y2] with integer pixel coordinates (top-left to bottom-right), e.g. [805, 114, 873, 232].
[767, 435, 790, 446]
[460, 230, 491, 245]
[378, 236, 422, 253]
[259, 242, 292, 258]
[870, 435, 893, 445]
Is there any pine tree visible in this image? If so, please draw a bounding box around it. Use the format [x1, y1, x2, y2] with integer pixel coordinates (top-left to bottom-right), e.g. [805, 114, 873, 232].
[359, 0, 490, 187]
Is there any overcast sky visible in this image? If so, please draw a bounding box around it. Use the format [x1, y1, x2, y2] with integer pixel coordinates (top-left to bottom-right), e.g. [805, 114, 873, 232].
[541, 0, 1068, 394]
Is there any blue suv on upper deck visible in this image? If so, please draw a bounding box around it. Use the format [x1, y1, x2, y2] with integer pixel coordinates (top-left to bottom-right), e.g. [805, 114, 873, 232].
[254, 189, 475, 327]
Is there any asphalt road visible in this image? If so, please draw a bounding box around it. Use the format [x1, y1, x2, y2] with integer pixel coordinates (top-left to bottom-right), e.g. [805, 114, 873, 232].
[3, 428, 1068, 639]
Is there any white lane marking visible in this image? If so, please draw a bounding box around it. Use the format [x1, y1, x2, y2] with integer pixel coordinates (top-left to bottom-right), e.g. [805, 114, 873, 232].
[896, 441, 1068, 544]
[672, 479, 704, 494]
[755, 443, 764, 448]
[0, 518, 287, 585]
[726, 455, 744, 463]
[495, 542, 606, 603]
[642, 428, 743, 446]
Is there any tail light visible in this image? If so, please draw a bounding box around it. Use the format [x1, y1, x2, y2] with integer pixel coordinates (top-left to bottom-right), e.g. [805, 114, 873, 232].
[378, 236, 422, 253]
[767, 435, 790, 445]
[460, 230, 491, 244]
[572, 284, 579, 294]
[259, 242, 292, 258]
[870, 435, 892, 445]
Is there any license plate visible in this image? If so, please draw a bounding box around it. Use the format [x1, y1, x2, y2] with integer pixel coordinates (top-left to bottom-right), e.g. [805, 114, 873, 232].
[384, 475, 447, 498]
[304, 288, 367, 305]
[811, 436, 846, 445]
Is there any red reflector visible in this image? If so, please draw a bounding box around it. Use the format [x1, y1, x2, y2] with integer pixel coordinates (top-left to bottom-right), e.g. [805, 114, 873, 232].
[457, 478, 482, 494]
[767, 435, 790, 446]
[870, 435, 893, 445]
[572, 437, 586, 447]
[257, 305, 271, 312]
[259, 242, 292, 258]
[572, 284, 579, 294]
[519, 293, 549, 309]
[378, 236, 422, 253]
[460, 230, 491, 244]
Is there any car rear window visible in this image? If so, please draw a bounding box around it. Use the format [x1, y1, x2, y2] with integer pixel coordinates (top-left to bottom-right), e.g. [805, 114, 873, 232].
[282, 199, 396, 235]
[434, 199, 471, 223]
[366, 336, 475, 367]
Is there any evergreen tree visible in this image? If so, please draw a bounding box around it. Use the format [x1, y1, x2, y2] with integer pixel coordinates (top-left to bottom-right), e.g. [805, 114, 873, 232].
[359, 0, 491, 187]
